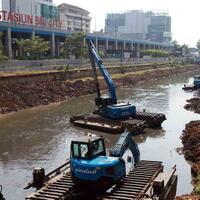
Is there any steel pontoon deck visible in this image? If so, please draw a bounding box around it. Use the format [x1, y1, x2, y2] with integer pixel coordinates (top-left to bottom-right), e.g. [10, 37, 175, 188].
[70, 111, 166, 134]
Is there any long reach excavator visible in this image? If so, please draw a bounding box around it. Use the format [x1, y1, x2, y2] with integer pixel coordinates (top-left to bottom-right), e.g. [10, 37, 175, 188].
[70, 40, 166, 134]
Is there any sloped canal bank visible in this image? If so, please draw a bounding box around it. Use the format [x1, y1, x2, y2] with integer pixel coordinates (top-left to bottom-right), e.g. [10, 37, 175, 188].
[0, 64, 199, 115]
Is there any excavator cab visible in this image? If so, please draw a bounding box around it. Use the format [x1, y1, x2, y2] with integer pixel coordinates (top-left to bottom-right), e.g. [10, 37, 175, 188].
[70, 135, 126, 192]
[71, 137, 106, 160]
[193, 75, 200, 88]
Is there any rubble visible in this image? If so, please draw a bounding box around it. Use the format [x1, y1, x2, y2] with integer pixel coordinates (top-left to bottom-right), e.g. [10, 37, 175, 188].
[184, 98, 200, 114]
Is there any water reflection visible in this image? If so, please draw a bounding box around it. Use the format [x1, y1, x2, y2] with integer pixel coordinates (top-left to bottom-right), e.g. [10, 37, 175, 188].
[0, 74, 199, 199]
[135, 128, 166, 144]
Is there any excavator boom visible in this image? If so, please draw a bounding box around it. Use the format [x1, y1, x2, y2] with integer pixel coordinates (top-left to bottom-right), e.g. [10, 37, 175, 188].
[88, 39, 117, 104]
[110, 131, 140, 164]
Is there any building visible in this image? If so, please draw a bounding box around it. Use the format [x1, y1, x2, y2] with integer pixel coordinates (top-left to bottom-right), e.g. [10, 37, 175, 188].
[105, 10, 151, 40]
[105, 13, 125, 36]
[146, 13, 171, 43]
[57, 3, 91, 32]
[105, 10, 172, 42]
[118, 10, 151, 40]
[0, 0, 60, 29]
[1, 0, 57, 18]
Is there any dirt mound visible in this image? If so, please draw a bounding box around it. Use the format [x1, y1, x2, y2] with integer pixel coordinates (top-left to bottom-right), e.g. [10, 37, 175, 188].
[181, 121, 200, 162]
[0, 79, 97, 114]
[181, 121, 200, 197]
[175, 194, 200, 200]
[184, 98, 200, 114]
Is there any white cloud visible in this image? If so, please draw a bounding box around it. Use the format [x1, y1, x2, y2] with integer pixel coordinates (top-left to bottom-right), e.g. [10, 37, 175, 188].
[54, 0, 200, 47]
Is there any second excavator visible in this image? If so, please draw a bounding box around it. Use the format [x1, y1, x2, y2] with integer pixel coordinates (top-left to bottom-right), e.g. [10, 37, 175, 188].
[70, 40, 166, 134]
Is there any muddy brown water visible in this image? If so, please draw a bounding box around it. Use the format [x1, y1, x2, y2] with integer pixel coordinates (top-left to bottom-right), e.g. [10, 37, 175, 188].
[0, 75, 199, 199]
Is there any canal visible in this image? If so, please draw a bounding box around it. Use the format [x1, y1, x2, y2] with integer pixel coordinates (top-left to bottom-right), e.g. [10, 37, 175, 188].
[0, 75, 199, 199]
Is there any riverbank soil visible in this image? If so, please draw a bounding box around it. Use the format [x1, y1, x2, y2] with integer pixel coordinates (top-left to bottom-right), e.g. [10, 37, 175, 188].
[175, 194, 200, 200]
[184, 98, 200, 114]
[178, 120, 200, 198]
[177, 84, 200, 199]
[182, 121, 200, 163]
[0, 64, 199, 115]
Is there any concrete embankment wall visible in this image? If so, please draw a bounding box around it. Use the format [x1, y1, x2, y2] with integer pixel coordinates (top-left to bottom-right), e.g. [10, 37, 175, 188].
[0, 58, 168, 69]
[0, 58, 169, 74]
[0, 62, 168, 84]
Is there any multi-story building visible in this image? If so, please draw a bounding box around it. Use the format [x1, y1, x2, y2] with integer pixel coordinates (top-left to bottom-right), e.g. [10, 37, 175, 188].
[105, 10, 151, 40]
[57, 3, 91, 32]
[105, 13, 125, 36]
[0, 0, 60, 29]
[118, 10, 152, 40]
[1, 0, 56, 18]
[105, 10, 172, 42]
[146, 13, 171, 42]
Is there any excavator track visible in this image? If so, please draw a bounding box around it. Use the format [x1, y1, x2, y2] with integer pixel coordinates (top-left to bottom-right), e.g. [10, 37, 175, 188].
[26, 160, 173, 200]
[70, 111, 166, 134]
[135, 111, 166, 128]
[101, 160, 162, 200]
[70, 114, 146, 134]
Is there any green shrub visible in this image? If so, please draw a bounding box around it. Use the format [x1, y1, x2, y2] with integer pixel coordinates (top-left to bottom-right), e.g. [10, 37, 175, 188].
[0, 32, 8, 61]
[62, 32, 87, 59]
[17, 36, 49, 60]
[141, 49, 169, 58]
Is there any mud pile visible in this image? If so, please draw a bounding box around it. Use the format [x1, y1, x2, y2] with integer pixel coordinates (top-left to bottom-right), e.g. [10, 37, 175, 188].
[0, 65, 199, 115]
[184, 98, 200, 114]
[0, 79, 96, 114]
[181, 121, 200, 162]
[177, 121, 200, 199]
[178, 91, 200, 199]
[175, 195, 200, 200]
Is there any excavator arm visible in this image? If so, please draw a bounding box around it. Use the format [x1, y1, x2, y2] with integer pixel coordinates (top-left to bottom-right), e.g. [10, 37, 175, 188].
[87, 39, 117, 104]
[110, 131, 140, 165]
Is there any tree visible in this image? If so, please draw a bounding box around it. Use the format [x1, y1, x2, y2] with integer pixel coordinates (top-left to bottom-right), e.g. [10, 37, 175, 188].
[62, 32, 87, 59]
[17, 36, 49, 59]
[197, 39, 200, 53]
[172, 40, 181, 49]
[0, 32, 7, 61]
[181, 44, 189, 55]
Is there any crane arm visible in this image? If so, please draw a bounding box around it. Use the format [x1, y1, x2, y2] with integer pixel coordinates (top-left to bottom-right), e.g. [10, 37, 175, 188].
[88, 39, 117, 104]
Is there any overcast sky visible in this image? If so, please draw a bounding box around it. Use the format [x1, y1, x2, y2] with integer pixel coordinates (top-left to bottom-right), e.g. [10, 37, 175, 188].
[54, 0, 199, 47]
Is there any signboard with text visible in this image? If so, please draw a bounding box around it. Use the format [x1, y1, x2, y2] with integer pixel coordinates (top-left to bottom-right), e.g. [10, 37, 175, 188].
[0, 10, 62, 29]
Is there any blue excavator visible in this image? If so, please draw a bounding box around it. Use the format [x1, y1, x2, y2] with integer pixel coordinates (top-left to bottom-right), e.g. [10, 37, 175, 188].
[183, 75, 200, 90]
[88, 40, 136, 119]
[25, 131, 140, 196]
[70, 40, 166, 133]
[70, 131, 140, 192]
[25, 130, 177, 200]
